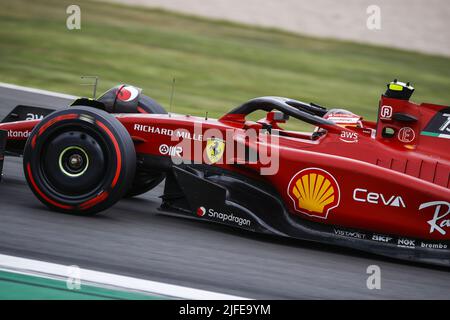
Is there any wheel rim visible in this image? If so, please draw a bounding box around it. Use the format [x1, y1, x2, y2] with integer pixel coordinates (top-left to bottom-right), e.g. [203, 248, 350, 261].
[38, 126, 111, 200]
[58, 146, 90, 177]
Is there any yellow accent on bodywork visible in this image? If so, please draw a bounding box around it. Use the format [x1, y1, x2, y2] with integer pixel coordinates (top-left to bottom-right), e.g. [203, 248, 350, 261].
[389, 83, 404, 91]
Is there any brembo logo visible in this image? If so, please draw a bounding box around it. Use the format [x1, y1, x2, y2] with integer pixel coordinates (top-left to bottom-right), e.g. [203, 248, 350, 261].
[288, 168, 340, 219]
[353, 188, 406, 208]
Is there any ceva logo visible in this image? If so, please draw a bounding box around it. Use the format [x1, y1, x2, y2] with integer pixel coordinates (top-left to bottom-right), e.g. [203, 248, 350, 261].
[353, 188, 406, 208]
[288, 168, 340, 219]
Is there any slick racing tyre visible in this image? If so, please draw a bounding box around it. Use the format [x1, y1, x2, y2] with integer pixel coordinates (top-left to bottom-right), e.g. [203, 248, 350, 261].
[23, 107, 136, 215]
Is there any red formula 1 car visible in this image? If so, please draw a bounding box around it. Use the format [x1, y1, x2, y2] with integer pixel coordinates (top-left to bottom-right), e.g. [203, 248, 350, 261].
[0, 81, 449, 266]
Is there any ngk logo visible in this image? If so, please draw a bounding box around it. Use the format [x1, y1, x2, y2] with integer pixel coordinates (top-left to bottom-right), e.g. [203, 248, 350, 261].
[380, 105, 393, 120]
[398, 238, 415, 248]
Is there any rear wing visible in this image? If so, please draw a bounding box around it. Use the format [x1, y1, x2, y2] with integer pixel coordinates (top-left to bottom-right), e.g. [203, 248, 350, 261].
[0, 130, 6, 182]
[376, 81, 450, 159]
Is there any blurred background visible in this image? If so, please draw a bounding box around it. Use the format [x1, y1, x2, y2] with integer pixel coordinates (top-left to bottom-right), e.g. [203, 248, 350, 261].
[0, 0, 450, 300]
[1, 0, 449, 125]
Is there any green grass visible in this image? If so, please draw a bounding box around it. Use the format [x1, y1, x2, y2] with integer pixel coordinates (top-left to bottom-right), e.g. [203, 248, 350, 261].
[0, 0, 449, 130]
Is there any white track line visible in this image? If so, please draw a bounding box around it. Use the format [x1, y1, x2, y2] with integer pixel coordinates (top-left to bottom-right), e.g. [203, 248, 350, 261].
[0, 82, 77, 100]
[0, 254, 248, 300]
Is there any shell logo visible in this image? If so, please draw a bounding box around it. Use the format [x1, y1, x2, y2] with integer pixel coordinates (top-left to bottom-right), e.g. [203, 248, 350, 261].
[287, 168, 340, 219]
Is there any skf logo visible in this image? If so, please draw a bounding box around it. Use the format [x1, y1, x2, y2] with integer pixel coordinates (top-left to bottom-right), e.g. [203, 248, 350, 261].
[380, 105, 393, 120]
[205, 138, 225, 164]
[372, 234, 393, 243]
[288, 168, 340, 219]
[197, 206, 206, 217]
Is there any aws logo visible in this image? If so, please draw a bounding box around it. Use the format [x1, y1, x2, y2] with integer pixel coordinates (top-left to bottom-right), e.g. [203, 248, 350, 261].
[287, 168, 340, 219]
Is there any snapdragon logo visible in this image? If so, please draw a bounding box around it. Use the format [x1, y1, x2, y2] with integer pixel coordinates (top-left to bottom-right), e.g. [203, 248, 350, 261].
[199, 207, 251, 227]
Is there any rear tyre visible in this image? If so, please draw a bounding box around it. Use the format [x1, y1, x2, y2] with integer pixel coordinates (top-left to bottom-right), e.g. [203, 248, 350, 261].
[23, 107, 136, 215]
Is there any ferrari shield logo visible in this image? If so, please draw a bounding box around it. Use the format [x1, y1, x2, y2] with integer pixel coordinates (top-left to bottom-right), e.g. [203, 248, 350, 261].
[205, 138, 225, 164]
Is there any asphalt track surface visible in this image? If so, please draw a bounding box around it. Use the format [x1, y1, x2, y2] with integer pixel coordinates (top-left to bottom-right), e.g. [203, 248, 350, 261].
[0, 85, 449, 299]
